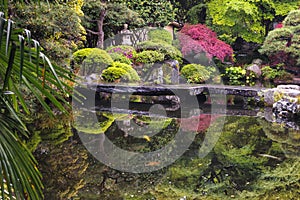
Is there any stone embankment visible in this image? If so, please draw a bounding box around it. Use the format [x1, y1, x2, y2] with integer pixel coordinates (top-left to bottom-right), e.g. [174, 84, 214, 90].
[260, 85, 300, 118]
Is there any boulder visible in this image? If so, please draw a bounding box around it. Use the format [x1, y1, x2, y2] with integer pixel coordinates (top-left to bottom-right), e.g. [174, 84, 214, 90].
[261, 84, 300, 106]
[247, 64, 261, 77]
[246, 59, 263, 77]
[273, 98, 300, 118]
[277, 85, 300, 90]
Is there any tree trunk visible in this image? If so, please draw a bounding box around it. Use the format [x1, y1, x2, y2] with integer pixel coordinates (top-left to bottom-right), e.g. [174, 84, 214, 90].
[96, 9, 106, 49]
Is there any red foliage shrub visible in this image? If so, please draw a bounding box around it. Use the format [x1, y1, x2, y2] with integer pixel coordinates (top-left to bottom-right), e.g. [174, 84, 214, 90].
[275, 22, 283, 29]
[178, 24, 233, 62]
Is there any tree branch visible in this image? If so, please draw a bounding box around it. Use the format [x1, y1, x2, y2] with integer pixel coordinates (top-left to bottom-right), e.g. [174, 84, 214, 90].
[86, 29, 100, 35]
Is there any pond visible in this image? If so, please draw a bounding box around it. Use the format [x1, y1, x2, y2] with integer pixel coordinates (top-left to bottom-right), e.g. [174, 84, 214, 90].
[35, 99, 300, 200]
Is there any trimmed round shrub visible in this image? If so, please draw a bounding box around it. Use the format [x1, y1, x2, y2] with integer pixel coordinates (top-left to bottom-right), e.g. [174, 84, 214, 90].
[84, 48, 113, 65]
[73, 48, 113, 75]
[136, 41, 182, 62]
[101, 67, 130, 82]
[109, 52, 132, 65]
[180, 64, 211, 83]
[134, 50, 165, 64]
[72, 48, 94, 65]
[111, 62, 140, 82]
[148, 28, 172, 44]
[106, 45, 136, 59]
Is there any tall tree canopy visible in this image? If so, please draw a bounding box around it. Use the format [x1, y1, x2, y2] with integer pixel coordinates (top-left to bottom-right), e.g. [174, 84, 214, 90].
[82, 0, 143, 48]
[10, 1, 86, 64]
[117, 0, 178, 27]
[207, 0, 300, 44]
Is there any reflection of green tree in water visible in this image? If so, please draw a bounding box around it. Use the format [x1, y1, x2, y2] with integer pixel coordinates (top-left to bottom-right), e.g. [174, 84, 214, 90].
[77, 115, 300, 199]
[259, 119, 300, 158]
[35, 140, 89, 199]
[74, 111, 117, 134]
[150, 117, 300, 199]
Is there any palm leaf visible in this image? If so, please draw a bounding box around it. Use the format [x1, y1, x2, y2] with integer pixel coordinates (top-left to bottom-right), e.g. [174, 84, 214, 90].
[0, 14, 75, 115]
[0, 8, 77, 200]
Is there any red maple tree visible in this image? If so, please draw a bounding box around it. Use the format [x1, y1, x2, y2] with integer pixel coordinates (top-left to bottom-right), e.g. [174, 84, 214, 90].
[178, 24, 233, 62]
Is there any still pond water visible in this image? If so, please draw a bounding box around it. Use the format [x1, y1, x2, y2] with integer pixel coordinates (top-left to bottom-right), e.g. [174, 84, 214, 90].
[36, 102, 300, 200]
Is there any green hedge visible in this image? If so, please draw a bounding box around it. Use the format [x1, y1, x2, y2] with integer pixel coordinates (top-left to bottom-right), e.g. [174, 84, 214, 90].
[101, 67, 130, 82]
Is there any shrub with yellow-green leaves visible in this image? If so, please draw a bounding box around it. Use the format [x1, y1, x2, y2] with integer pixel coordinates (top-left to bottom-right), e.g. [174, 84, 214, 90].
[180, 64, 211, 83]
[72, 48, 113, 75]
[101, 62, 140, 83]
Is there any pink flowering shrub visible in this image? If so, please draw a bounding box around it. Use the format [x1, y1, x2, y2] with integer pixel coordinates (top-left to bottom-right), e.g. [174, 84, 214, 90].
[106, 45, 136, 59]
[178, 24, 233, 62]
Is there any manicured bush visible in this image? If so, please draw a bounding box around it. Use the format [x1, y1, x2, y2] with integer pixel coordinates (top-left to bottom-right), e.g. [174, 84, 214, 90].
[180, 64, 211, 83]
[72, 48, 94, 65]
[111, 62, 140, 82]
[106, 45, 136, 59]
[136, 41, 182, 62]
[260, 9, 300, 69]
[73, 48, 113, 75]
[109, 52, 132, 65]
[101, 67, 130, 82]
[134, 50, 165, 64]
[148, 28, 173, 44]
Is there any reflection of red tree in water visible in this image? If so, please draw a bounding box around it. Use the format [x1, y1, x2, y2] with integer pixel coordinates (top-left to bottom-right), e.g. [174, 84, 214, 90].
[180, 114, 220, 133]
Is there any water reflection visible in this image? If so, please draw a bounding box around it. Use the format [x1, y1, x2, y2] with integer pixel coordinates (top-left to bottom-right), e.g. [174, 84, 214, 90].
[40, 105, 300, 199]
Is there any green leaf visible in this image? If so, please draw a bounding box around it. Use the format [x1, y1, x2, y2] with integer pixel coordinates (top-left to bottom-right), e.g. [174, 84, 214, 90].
[3, 42, 16, 91]
[5, 19, 12, 55]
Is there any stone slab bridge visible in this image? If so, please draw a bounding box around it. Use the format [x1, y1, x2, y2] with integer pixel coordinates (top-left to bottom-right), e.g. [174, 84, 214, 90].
[86, 83, 263, 98]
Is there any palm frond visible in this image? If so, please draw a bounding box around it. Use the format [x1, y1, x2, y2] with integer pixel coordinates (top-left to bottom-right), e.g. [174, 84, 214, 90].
[0, 8, 77, 200]
[0, 15, 75, 116]
[0, 100, 43, 199]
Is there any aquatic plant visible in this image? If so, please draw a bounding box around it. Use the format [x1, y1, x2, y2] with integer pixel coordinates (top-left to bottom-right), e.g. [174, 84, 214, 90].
[37, 140, 89, 199]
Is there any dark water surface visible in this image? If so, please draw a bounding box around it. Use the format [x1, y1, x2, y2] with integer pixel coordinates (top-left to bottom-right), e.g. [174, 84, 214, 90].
[36, 105, 300, 200]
